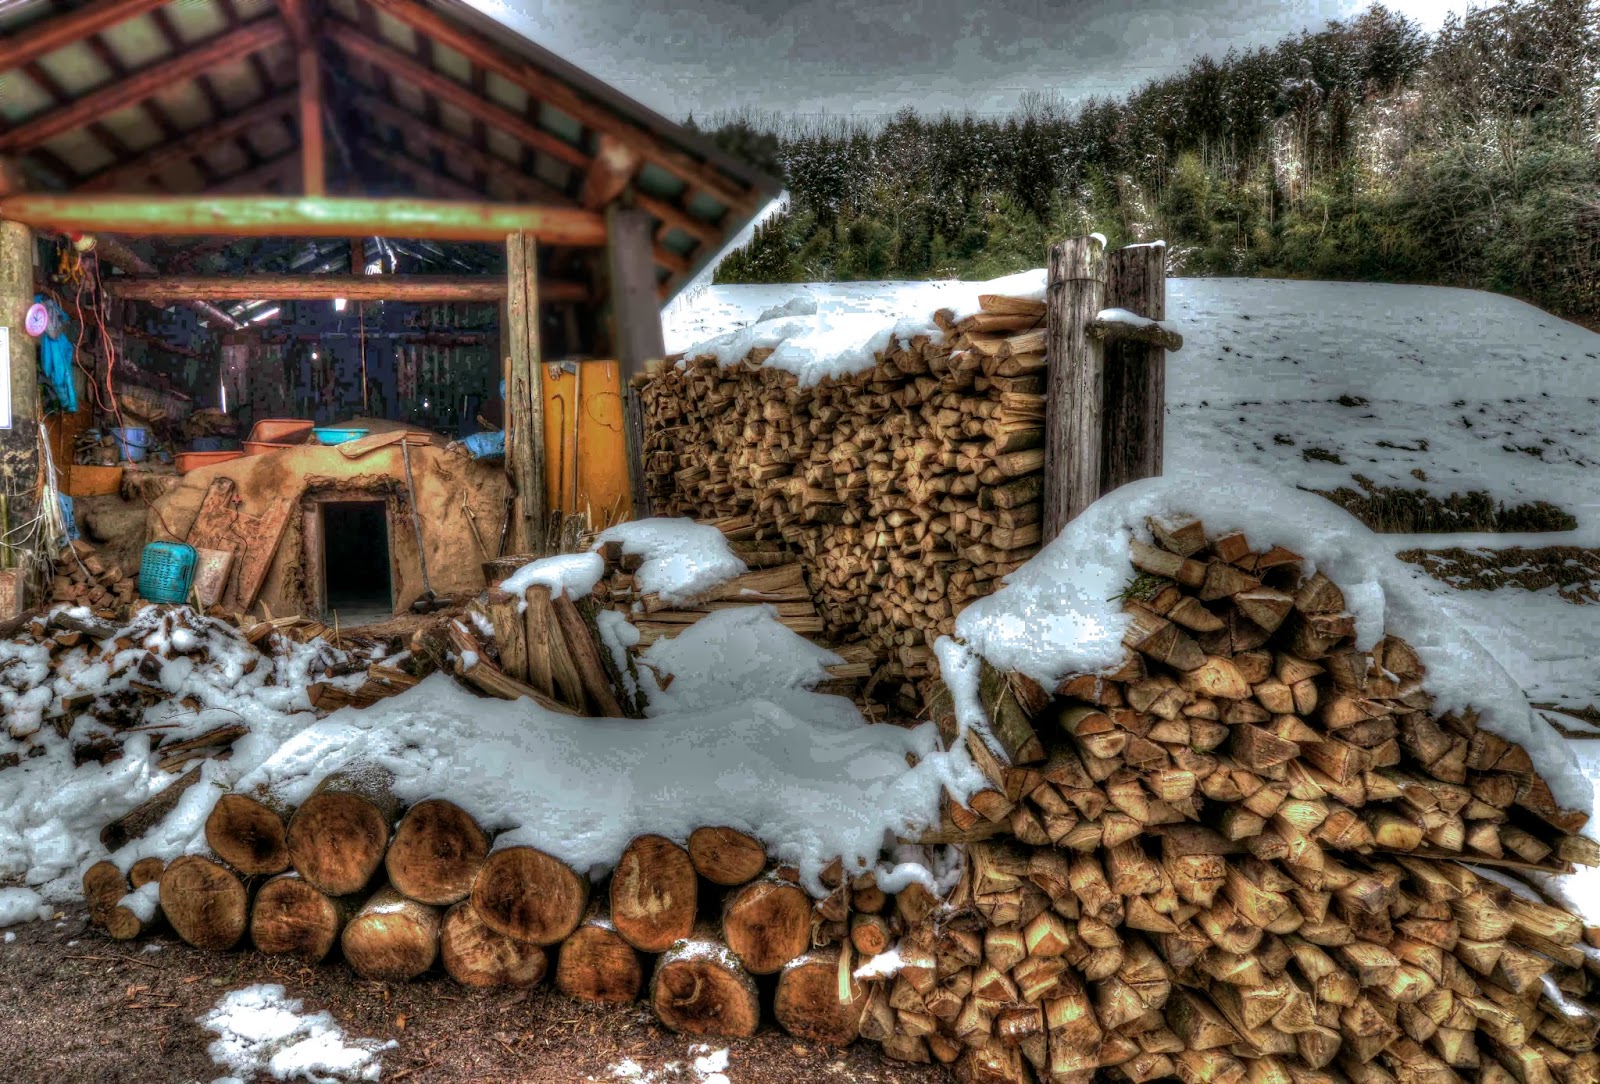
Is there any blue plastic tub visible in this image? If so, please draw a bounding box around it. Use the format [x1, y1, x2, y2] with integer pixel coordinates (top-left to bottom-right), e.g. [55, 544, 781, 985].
[313, 427, 369, 446]
[110, 427, 149, 463]
[137, 541, 197, 604]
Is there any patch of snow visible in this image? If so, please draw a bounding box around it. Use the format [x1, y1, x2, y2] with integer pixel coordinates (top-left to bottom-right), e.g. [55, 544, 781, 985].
[3, 932, 13, 943]
[0, 887, 51, 927]
[639, 607, 842, 717]
[1096, 307, 1179, 337]
[953, 470, 1591, 817]
[500, 552, 607, 609]
[594, 520, 747, 606]
[853, 946, 904, 980]
[596, 610, 640, 700]
[1527, 740, 1600, 926]
[198, 984, 395, 1083]
[143, 942, 163, 953]
[115, 882, 160, 924]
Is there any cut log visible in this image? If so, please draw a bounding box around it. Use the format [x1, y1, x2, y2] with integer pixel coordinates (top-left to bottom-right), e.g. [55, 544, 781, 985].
[204, 792, 291, 876]
[160, 855, 250, 951]
[722, 875, 814, 975]
[649, 928, 761, 1038]
[440, 901, 548, 988]
[105, 883, 162, 941]
[100, 765, 204, 850]
[129, 857, 167, 890]
[774, 947, 866, 1046]
[83, 859, 130, 925]
[470, 842, 589, 945]
[555, 903, 644, 1003]
[285, 763, 403, 896]
[384, 798, 490, 906]
[687, 826, 767, 886]
[250, 871, 354, 962]
[609, 834, 698, 952]
[340, 885, 441, 983]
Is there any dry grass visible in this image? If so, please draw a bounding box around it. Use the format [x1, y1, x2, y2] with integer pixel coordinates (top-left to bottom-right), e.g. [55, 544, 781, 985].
[1395, 546, 1600, 603]
[1313, 475, 1577, 533]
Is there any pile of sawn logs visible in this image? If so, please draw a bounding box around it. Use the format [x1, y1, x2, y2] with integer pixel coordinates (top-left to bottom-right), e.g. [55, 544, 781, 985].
[84, 772, 929, 1048]
[883, 515, 1600, 1083]
[640, 291, 1052, 676]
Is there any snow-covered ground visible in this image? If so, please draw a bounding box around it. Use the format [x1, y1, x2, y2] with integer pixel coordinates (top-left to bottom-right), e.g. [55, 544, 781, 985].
[199, 984, 395, 1083]
[664, 275, 1600, 717]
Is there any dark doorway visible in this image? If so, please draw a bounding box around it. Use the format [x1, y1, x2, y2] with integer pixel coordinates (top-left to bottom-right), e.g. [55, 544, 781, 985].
[322, 501, 392, 621]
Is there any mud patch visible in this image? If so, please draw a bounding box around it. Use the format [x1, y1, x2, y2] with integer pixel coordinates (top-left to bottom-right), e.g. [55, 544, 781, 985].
[1396, 546, 1600, 603]
[1312, 476, 1577, 533]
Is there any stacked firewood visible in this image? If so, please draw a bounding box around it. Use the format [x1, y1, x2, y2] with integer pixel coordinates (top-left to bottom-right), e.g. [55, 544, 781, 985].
[640, 292, 1050, 674]
[85, 775, 919, 1048]
[855, 516, 1600, 1082]
[49, 539, 137, 615]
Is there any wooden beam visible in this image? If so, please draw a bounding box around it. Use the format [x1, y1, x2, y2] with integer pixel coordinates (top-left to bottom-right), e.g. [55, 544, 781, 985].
[93, 235, 243, 331]
[0, 20, 290, 154]
[327, 24, 591, 174]
[101, 273, 588, 304]
[0, 0, 170, 73]
[204, 153, 300, 195]
[1043, 235, 1107, 540]
[505, 231, 548, 553]
[1098, 244, 1172, 498]
[76, 94, 300, 192]
[274, 0, 313, 48]
[357, 140, 484, 203]
[580, 135, 642, 211]
[633, 191, 723, 250]
[362, 0, 762, 212]
[298, 48, 325, 195]
[0, 194, 610, 245]
[606, 207, 664, 521]
[348, 94, 575, 206]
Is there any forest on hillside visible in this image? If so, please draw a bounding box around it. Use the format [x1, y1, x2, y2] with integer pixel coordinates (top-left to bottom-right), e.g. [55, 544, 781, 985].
[689, 0, 1600, 323]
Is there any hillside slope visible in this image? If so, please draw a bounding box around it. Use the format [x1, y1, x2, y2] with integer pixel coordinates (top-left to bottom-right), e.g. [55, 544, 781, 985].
[664, 275, 1600, 720]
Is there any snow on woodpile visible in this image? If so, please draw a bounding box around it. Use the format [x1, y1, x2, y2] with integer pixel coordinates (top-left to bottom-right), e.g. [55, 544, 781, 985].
[950, 466, 1593, 816]
[594, 519, 749, 606]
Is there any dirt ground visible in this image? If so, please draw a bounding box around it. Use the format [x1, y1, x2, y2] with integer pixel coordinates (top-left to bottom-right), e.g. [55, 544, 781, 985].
[0, 914, 952, 1084]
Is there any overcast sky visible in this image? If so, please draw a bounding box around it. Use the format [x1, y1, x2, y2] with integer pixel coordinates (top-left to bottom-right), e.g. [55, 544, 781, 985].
[466, 0, 1473, 123]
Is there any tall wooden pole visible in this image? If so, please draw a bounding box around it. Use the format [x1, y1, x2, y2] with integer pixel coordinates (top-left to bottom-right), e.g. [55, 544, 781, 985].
[1099, 243, 1167, 496]
[1042, 235, 1107, 541]
[0, 162, 42, 595]
[605, 207, 663, 521]
[298, 48, 325, 196]
[505, 231, 547, 554]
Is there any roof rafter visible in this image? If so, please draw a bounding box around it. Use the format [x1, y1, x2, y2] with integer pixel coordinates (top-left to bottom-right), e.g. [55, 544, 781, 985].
[357, 138, 485, 202]
[0, 0, 170, 72]
[326, 21, 591, 175]
[204, 151, 301, 194]
[0, 19, 291, 155]
[363, 0, 761, 212]
[77, 93, 301, 193]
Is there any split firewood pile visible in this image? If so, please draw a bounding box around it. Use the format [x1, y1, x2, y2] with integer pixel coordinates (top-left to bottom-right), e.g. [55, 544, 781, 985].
[48, 538, 138, 615]
[639, 291, 1050, 679]
[83, 770, 926, 1050]
[873, 515, 1600, 1083]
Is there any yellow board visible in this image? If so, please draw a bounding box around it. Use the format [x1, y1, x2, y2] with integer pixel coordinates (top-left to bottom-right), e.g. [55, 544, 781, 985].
[541, 359, 631, 528]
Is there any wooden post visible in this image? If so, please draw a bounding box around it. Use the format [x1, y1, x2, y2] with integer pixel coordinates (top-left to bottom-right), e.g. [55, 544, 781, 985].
[505, 231, 546, 555]
[1, 168, 42, 591]
[1099, 243, 1167, 496]
[1042, 235, 1107, 541]
[605, 207, 662, 521]
[298, 48, 325, 196]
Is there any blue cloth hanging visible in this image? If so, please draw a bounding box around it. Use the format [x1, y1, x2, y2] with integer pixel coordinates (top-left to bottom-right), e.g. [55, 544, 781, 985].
[57, 493, 79, 542]
[37, 296, 77, 414]
[459, 430, 506, 460]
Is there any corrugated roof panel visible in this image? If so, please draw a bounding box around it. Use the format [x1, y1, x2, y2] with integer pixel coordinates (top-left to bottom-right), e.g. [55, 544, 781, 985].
[35, 41, 112, 97]
[206, 54, 267, 111]
[432, 39, 472, 84]
[164, 0, 229, 43]
[636, 162, 688, 201]
[102, 14, 172, 71]
[438, 101, 474, 140]
[660, 229, 696, 256]
[246, 119, 295, 160]
[44, 129, 115, 176]
[153, 159, 208, 193]
[394, 81, 427, 116]
[327, 0, 362, 22]
[686, 192, 727, 222]
[232, 0, 276, 20]
[483, 71, 528, 115]
[148, 80, 214, 131]
[533, 156, 572, 191]
[536, 103, 582, 144]
[0, 71, 55, 122]
[485, 130, 521, 164]
[202, 140, 250, 177]
[373, 8, 419, 54]
[97, 103, 167, 154]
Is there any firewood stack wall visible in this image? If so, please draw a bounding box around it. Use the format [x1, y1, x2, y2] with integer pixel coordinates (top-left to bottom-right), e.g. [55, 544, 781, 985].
[638, 293, 1050, 676]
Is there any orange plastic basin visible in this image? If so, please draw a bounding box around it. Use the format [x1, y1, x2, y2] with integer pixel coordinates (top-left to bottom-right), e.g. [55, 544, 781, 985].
[175, 450, 244, 474]
[245, 419, 314, 447]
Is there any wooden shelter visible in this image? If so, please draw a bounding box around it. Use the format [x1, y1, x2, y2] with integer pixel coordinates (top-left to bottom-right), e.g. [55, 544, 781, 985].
[0, 0, 783, 601]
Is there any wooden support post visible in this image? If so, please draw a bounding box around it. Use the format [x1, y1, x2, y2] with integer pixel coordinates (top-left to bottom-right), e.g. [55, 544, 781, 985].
[505, 231, 546, 555]
[1042, 235, 1107, 541]
[298, 48, 325, 196]
[1, 184, 42, 592]
[605, 207, 663, 521]
[1099, 243, 1168, 497]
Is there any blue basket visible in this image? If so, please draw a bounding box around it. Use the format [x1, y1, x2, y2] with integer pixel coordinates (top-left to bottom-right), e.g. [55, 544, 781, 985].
[313, 427, 369, 446]
[138, 542, 198, 604]
[110, 427, 149, 463]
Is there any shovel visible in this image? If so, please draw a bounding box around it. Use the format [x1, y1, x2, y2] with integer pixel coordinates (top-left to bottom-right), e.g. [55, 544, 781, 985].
[401, 439, 449, 614]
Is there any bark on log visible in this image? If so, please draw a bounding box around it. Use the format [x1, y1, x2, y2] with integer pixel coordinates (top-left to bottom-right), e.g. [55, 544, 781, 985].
[440, 900, 548, 988]
[205, 792, 291, 876]
[384, 798, 490, 906]
[470, 843, 589, 945]
[340, 885, 441, 982]
[649, 928, 761, 1038]
[100, 765, 204, 850]
[250, 871, 356, 962]
[160, 855, 250, 950]
[609, 834, 698, 952]
[286, 763, 403, 896]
